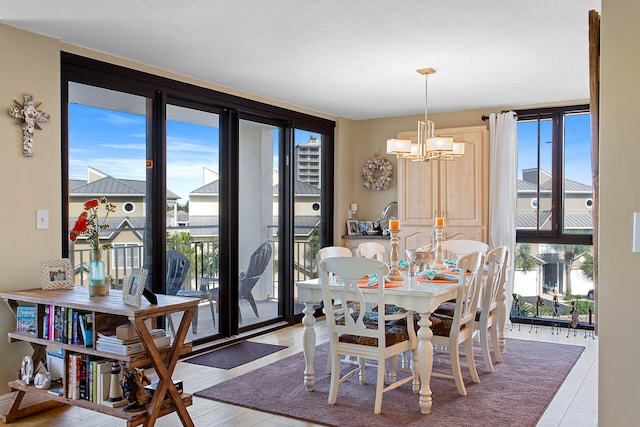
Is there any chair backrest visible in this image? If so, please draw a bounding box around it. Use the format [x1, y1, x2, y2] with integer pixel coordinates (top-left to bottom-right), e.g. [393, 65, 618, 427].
[451, 251, 485, 331]
[482, 246, 508, 316]
[166, 250, 190, 296]
[356, 242, 386, 261]
[319, 257, 391, 343]
[441, 239, 488, 262]
[318, 246, 353, 260]
[239, 242, 273, 297]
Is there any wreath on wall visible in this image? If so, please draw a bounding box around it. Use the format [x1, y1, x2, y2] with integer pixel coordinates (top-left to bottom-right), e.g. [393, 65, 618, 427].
[362, 155, 392, 191]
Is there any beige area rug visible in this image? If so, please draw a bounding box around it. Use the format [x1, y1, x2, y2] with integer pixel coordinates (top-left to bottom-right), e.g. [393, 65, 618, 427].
[195, 338, 584, 427]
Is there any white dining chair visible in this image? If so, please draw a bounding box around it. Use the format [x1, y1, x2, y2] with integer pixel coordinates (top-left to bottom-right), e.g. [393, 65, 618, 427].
[356, 242, 386, 262]
[474, 246, 508, 372]
[441, 239, 488, 262]
[319, 256, 417, 414]
[429, 251, 484, 396]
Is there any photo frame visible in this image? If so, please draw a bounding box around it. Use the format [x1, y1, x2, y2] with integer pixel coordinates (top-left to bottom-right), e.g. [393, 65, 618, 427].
[346, 219, 360, 236]
[122, 268, 148, 306]
[40, 259, 74, 289]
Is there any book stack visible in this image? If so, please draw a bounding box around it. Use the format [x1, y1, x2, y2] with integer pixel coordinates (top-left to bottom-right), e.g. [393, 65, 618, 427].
[96, 328, 170, 355]
[68, 353, 114, 404]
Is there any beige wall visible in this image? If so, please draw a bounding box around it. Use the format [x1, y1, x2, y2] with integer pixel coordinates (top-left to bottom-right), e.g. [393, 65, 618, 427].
[1, 3, 637, 421]
[0, 25, 63, 390]
[599, 1, 639, 424]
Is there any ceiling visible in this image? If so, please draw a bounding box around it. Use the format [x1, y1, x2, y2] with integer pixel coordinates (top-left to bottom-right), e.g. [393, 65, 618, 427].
[2, 0, 601, 120]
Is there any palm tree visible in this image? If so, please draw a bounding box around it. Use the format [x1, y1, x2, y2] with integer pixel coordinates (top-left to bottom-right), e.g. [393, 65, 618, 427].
[515, 244, 537, 272]
[553, 245, 588, 296]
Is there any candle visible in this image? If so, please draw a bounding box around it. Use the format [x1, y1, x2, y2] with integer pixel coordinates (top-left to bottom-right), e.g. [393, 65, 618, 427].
[389, 219, 399, 230]
[435, 217, 444, 227]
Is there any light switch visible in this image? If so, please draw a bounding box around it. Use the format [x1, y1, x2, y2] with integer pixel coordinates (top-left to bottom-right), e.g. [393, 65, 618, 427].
[633, 212, 640, 253]
[36, 210, 49, 230]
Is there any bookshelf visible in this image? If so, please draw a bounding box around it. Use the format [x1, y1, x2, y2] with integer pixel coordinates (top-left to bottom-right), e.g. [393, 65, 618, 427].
[0, 286, 198, 426]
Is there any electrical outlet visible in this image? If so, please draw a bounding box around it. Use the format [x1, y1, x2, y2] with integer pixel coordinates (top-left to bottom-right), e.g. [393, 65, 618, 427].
[36, 210, 49, 230]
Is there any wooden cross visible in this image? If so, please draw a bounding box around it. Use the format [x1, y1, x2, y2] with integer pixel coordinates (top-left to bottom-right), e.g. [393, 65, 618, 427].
[9, 93, 50, 157]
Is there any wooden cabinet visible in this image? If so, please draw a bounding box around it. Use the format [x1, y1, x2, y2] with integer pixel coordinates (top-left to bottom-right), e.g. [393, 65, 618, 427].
[0, 286, 198, 426]
[396, 125, 488, 251]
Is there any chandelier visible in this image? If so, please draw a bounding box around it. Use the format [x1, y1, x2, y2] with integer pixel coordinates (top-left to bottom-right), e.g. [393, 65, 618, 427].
[386, 68, 464, 161]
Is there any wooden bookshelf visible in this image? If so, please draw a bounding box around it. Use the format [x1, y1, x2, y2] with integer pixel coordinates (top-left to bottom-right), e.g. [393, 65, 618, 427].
[0, 286, 198, 426]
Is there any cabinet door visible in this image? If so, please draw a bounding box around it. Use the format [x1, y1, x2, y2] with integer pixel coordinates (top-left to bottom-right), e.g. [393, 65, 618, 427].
[397, 125, 488, 248]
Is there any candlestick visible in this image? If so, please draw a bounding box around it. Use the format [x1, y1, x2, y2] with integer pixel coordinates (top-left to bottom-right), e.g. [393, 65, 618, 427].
[431, 222, 447, 271]
[387, 228, 405, 281]
[389, 219, 399, 230]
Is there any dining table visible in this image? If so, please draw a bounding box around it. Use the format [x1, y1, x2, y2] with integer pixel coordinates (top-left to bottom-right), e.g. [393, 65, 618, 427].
[296, 274, 460, 415]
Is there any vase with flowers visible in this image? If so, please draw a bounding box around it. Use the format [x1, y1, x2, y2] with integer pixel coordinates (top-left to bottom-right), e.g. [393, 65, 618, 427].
[70, 197, 116, 297]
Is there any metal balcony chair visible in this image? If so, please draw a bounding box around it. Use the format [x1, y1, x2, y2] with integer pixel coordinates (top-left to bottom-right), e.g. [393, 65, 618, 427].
[166, 250, 216, 335]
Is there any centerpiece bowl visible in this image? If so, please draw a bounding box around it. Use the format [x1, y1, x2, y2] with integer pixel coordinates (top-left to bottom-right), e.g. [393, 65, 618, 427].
[405, 248, 435, 274]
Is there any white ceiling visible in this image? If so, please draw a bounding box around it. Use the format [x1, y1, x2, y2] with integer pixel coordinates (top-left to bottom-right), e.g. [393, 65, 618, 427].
[2, 0, 601, 120]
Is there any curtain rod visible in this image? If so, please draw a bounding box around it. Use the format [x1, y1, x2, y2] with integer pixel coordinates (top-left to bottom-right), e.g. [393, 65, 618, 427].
[481, 111, 517, 121]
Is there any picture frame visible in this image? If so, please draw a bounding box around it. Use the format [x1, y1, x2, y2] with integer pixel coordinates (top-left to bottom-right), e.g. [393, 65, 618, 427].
[40, 259, 74, 289]
[122, 268, 148, 306]
[347, 219, 360, 236]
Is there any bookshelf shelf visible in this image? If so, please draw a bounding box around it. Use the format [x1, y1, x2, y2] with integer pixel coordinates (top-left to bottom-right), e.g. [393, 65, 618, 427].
[0, 286, 198, 426]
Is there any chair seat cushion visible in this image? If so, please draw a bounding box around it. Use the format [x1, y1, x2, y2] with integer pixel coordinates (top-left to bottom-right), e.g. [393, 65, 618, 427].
[336, 312, 410, 347]
[427, 312, 468, 337]
[434, 300, 482, 320]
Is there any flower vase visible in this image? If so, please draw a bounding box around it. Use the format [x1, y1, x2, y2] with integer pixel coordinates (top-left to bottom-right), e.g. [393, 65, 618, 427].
[89, 249, 106, 297]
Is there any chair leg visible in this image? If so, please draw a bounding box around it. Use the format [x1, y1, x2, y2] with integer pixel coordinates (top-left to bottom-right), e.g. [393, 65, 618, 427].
[450, 342, 467, 396]
[358, 357, 366, 384]
[167, 314, 175, 337]
[373, 361, 386, 414]
[208, 297, 216, 328]
[192, 304, 199, 334]
[479, 327, 494, 372]
[327, 352, 340, 405]
[244, 293, 260, 318]
[490, 324, 502, 363]
[466, 338, 480, 384]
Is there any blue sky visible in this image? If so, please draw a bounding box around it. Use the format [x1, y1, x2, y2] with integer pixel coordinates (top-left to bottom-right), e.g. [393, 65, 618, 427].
[517, 112, 592, 185]
[69, 104, 318, 202]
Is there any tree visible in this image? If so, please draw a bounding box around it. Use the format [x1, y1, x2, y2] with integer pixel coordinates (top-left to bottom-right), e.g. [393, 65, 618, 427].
[553, 245, 588, 297]
[581, 251, 594, 280]
[514, 244, 536, 272]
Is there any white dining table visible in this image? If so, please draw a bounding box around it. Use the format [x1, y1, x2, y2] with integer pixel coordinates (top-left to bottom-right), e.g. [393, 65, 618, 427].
[296, 276, 459, 415]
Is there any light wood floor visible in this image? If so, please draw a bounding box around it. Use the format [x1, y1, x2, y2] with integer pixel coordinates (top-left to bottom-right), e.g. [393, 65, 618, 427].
[0, 320, 597, 427]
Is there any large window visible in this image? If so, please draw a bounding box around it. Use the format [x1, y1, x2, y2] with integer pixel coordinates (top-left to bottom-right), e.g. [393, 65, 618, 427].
[63, 53, 335, 343]
[513, 105, 594, 312]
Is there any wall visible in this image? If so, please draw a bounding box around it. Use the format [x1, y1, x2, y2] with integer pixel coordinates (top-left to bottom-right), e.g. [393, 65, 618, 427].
[599, 1, 639, 424]
[0, 25, 62, 392]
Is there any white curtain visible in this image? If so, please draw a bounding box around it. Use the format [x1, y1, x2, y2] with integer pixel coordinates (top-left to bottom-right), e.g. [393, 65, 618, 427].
[489, 112, 517, 315]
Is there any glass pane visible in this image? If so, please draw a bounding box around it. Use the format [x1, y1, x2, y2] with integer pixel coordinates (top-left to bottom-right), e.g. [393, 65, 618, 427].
[238, 119, 279, 326]
[563, 112, 593, 235]
[517, 118, 552, 232]
[165, 104, 220, 340]
[293, 130, 323, 316]
[68, 82, 148, 290]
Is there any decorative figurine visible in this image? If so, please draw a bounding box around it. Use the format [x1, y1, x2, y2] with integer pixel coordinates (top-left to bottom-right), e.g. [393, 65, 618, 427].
[120, 366, 152, 412]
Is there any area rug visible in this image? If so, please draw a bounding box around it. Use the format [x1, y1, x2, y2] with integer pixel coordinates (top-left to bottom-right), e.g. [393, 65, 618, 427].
[184, 341, 287, 369]
[195, 339, 584, 426]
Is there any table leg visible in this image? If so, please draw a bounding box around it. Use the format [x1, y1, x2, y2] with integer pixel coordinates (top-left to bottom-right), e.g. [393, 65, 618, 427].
[498, 287, 507, 355]
[134, 307, 195, 427]
[302, 302, 317, 392]
[416, 311, 434, 414]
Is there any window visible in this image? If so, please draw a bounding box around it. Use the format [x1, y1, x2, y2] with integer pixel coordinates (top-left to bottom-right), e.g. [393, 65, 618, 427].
[516, 105, 592, 245]
[113, 243, 142, 269]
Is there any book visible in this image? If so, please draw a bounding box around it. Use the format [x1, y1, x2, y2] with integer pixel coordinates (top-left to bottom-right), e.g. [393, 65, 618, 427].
[68, 353, 79, 400]
[77, 356, 88, 400]
[96, 334, 171, 355]
[48, 387, 64, 396]
[97, 328, 166, 345]
[42, 305, 49, 340]
[79, 313, 93, 347]
[96, 360, 113, 405]
[16, 306, 37, 335]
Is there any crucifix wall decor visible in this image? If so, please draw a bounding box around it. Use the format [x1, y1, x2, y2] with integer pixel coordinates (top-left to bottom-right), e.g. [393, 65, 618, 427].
[9, 93, 50, 157]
